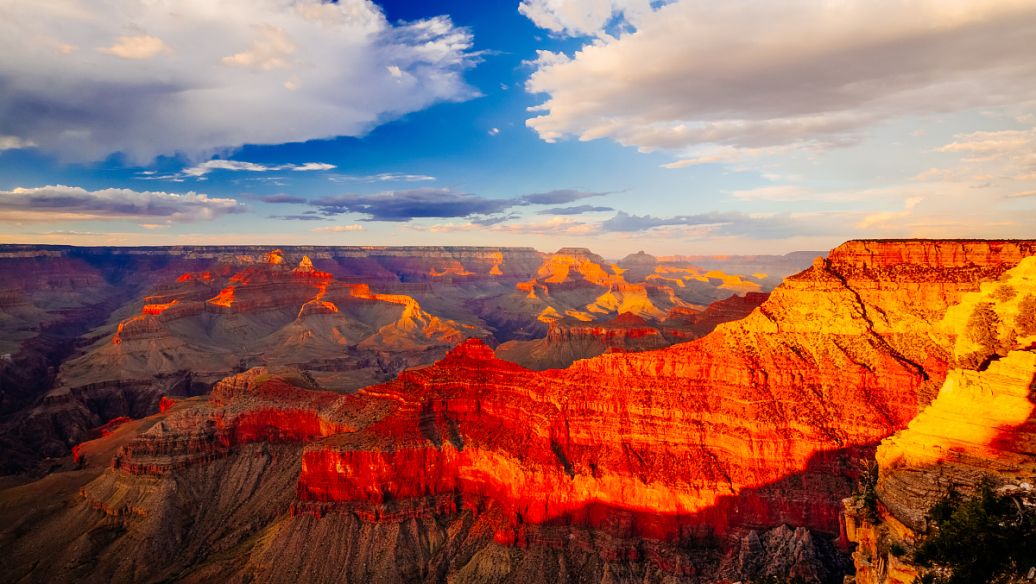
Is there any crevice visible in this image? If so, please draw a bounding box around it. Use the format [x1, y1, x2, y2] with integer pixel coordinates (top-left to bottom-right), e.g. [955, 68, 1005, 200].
[826, 263, 929, 381]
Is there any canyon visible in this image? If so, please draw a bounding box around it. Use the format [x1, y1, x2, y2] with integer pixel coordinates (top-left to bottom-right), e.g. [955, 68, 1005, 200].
[0, 240, 1033, 583]
[0, 245, 799, 473]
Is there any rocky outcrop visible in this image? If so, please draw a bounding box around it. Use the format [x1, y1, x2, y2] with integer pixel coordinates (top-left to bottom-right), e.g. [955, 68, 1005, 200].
[44, 240, 1024, 582]
[4, 240, 1034, 584]
[496, 293, 766, 370]
[845, 254, 1036, 584]
[0, 245, 787, 476]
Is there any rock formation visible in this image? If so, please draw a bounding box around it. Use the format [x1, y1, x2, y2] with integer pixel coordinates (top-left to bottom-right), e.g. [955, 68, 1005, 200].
[496, 293, 767, 370]
[845, 253, 1036, 584]
[3, 240, 1032, 583]
[0, 244, 790, 475]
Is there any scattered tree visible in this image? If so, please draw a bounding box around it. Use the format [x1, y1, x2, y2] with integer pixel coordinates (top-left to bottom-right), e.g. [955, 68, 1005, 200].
[912, 480, 1036, 584]
[1016, 294, 1036, 337]
[991, 284, 1017, 303]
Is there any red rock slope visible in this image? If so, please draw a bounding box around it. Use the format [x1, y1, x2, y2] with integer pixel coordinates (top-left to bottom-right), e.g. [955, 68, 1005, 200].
[126, 243, 1031, 525]
[5, 239, 1034, 584]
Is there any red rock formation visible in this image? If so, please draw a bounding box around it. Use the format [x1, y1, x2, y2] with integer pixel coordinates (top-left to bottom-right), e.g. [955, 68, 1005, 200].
[292, 242, 1036, 541]
[5, 240, 1036, 584]
[97, 241, 1036, 561]
[496, 293, 767, 369]
[844, 254, 1036, 583]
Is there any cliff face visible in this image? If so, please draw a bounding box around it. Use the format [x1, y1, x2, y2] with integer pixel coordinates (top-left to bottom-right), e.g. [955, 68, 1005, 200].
[289, 241, 1031, 543]
[495, 294, 767, 370]
[3, 240, 1033, 584]
[845, 253, 1036, 584]
[1, 240, 1028, 584]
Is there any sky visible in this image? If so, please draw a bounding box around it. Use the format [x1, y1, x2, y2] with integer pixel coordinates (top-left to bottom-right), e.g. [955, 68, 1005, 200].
[0, 0, 1034, 256]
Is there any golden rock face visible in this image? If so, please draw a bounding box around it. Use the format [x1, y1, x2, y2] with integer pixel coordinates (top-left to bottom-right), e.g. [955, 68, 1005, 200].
[114, 241, 1035, 547]
[847, 253, 1036, 584]
[11, 240, 1036, 584]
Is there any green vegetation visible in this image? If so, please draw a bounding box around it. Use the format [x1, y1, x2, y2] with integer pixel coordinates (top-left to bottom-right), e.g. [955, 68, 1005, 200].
[960, 302, 1003, 369]
[852, 458, 880, 522]
[992, 284, 1017, 303]
[1016, 294, 1036, 337]
[912, 481, 1036, 584]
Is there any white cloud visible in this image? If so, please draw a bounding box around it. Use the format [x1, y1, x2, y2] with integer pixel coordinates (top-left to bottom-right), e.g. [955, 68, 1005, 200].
[293, 162, 336, 172]
[168, 159, 336, 179]
[0, 136, 35, 151]
[488, 127, 500, 136]
[328, 172, 436, 183]
[856, 197, 924, 229]
[518, 0, 652, 37]
[98, 35, 169, 60]
[0, 0, 476, 162]
[0, 185, 244, 223]
[525, 1, 1036, 159]
[313, 224, 364, 232]
[222, 25, 295, 70]
[184, 160, 272, 177]
[924, 125, 1036, 187]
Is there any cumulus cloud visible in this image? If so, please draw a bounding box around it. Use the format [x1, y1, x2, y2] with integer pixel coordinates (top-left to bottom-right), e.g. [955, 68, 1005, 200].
[310, 188, 610, 221]
[0, 185, 244, 223]
[518, 0, 652, 37]
[525, 1, 1036, 159]
[0, 0, 476, 162]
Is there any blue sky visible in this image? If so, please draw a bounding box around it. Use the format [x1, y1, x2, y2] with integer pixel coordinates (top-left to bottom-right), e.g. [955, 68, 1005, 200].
[0, 0, 1034, 256]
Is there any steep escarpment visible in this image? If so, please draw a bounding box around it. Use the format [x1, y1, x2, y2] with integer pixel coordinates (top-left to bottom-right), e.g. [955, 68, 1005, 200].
[3, 240, 1032, 583]
[0, 245, 785, 475]
[496, 293, 767, 370]
[845, 253, 1036, 584]
[2, 240, 1029, 584]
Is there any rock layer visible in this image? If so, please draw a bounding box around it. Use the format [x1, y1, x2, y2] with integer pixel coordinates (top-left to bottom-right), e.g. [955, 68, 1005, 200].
[3, 240, 1034, 584]
[845, 254, 1036, 584]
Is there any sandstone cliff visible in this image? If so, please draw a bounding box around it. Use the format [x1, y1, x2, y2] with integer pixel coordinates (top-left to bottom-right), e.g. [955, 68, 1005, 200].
[845, 253, 1036, 584]
[3, 240, 1031, 584]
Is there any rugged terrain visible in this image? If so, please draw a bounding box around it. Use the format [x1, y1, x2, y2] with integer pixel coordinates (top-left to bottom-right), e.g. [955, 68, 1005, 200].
[2, 239, 1033, 583]
[0, 245, 792, 474]
[845, 253, 1036, 583]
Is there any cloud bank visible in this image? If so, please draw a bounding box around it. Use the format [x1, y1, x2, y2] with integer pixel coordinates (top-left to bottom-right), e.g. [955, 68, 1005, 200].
[0, 0, 476, 162]
[0, 185, 244, 223]
[310, 188, 608, 221]
[524, 1, 1036, 159]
